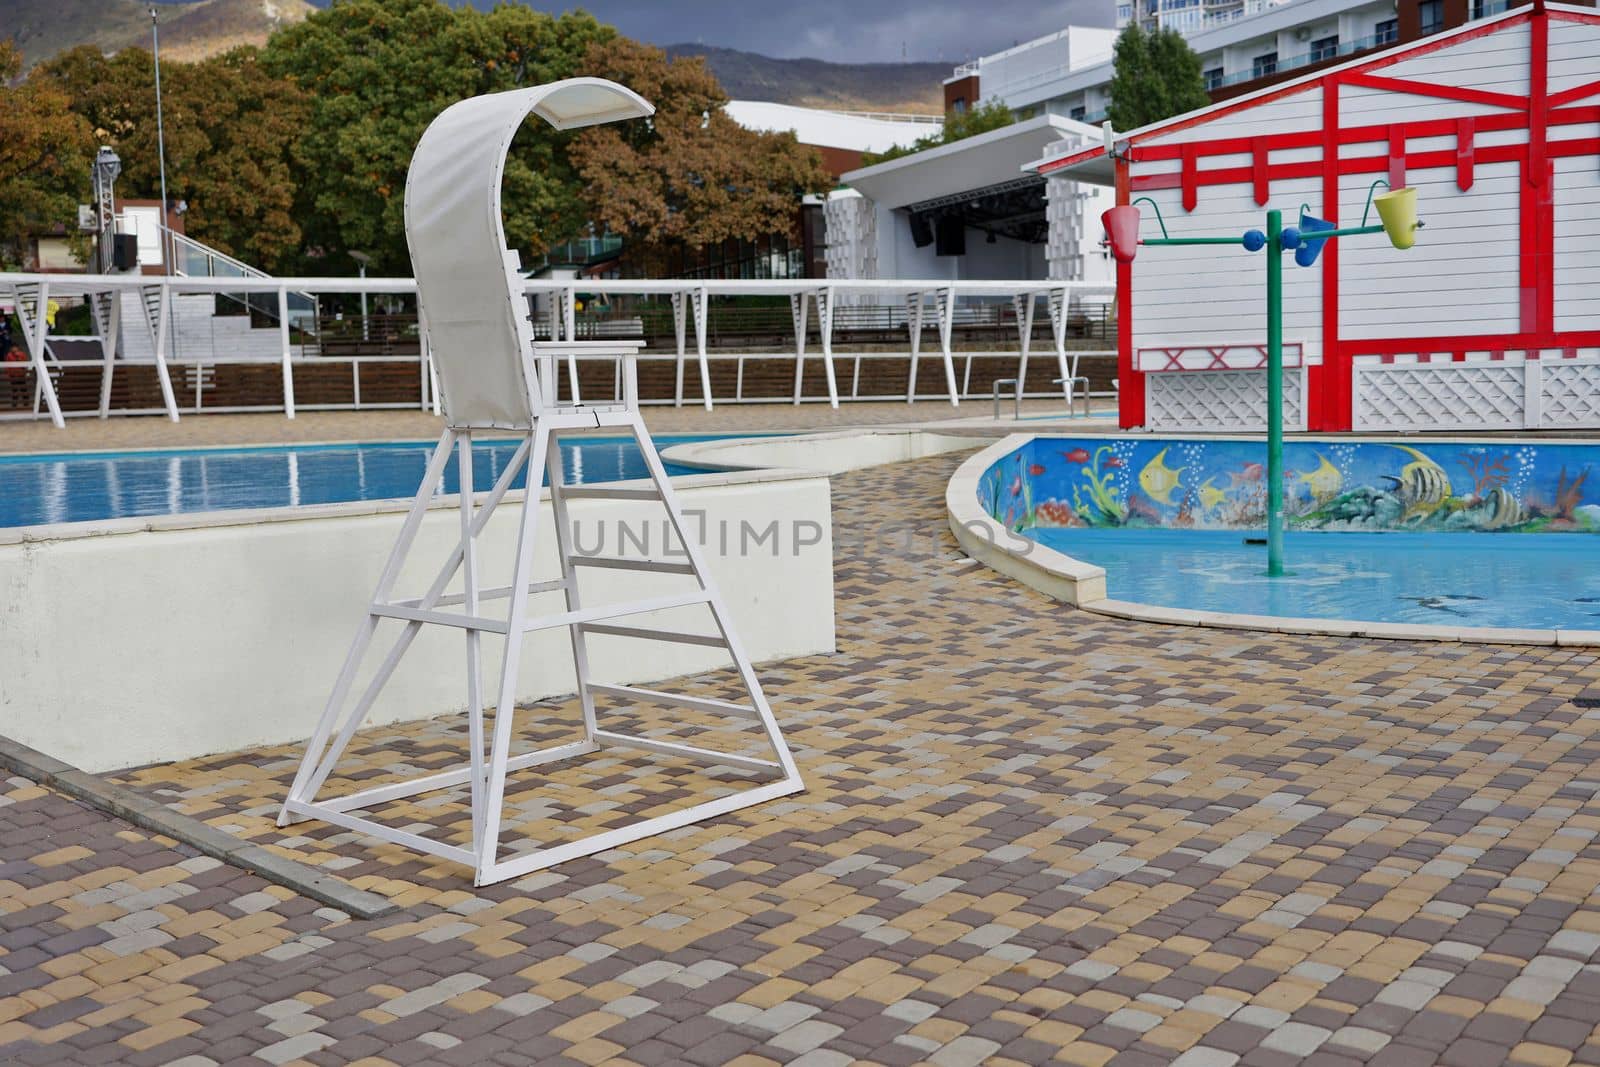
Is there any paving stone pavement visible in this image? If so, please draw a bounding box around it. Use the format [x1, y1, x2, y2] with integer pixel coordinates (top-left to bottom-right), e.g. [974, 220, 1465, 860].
[3, 450, 1600, 1065]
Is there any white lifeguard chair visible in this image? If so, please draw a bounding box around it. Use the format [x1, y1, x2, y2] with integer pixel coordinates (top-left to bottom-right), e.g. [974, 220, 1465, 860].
[277, 79, 802, 886]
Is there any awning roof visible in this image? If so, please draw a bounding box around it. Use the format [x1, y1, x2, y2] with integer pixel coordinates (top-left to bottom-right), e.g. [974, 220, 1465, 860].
[841, 114, 1099, 210]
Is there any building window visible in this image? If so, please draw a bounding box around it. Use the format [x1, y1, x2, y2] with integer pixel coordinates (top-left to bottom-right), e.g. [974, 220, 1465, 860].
[1253, 51, 1278, 77]
[951, 98, 967, 115]
[1418, 0, 1443, 34]
[1070, 105, 1087, 121]
[1204, 66, 1225, 90]
[1310, 34, 1339, 61]
[1375, 17, 1399, 43]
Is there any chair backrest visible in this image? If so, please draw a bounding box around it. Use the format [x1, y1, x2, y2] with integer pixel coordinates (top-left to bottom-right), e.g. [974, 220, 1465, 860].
[404, 79, 654, 429]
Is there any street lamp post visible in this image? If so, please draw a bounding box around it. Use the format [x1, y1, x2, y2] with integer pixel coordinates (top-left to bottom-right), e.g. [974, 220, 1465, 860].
[1102, 180, 1419, 577]
[150, 6, 173, 276]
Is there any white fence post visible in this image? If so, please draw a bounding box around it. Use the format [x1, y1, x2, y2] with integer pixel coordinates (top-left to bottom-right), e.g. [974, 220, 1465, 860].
[905, 291, 924, 403]
[790, 292, 809, 405]
[935, 287, 959, 406]
[279, 285, 296, 419]
[151, 282, 181, 423]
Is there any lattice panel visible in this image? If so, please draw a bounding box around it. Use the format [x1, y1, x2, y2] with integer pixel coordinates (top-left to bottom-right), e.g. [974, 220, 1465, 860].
[1145, 369, 1304, 431]
[1540, 361, 1600, 428]
[823, 195, 876, 281]
[1353, 364, 1524, 431]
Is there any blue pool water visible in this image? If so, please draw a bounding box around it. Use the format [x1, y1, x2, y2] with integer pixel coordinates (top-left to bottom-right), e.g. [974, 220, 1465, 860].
[0, 435, 739, 529]
[1030, 527, 1600, 629]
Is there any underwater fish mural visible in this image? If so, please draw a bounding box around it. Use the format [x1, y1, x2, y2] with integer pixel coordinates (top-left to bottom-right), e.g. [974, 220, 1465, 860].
[1138, 448, 1185, 505]
[1474, 486, 1525, 530]
[1229, 462, 1264, 487]
[1385, 446, 1452, 520]
[1299, 453, 1343, 501]
[982, 437, 1600, 536]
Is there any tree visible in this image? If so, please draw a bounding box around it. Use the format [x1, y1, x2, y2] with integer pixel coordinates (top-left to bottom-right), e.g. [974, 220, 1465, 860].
[1107, 24, 1210, 132]
[261, 0, 614, 274]
[0, 41, 93, 270]
[568, 37, 833, 275]
[37, 45, 308, 272]
[860, 98, 1014, 165]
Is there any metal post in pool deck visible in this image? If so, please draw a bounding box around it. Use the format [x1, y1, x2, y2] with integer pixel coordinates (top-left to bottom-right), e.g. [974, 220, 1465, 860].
[1265, 209, 1285, 577]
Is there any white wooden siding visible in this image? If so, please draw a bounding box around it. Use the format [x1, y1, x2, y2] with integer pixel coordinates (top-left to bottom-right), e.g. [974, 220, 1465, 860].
[1369, 22, 1529, 96]
[1141, 86, 1321, 149]
[1130, 178, 1323, 360]
[1554, 156, 1600, 335]
[1340, 85, 1519, 126]
[1548, 17, 1600, 96]
[1338, 161, 1522, 339]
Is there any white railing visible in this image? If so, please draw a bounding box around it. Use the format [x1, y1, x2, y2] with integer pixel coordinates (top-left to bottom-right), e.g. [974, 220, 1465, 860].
[0, 272, 1114, 427]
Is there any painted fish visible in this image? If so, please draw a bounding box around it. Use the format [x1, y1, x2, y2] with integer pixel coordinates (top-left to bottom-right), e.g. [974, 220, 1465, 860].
[1476, 486, 1525, 530]
[1029, 464, 1047, 476]
[1138, 447, 1185, 505]
[1198, 477, 1227, 510]
[1105, 455, 1124, 469]
[1009, 475, 1024, 497]
[1061, 448, 1091, 464]
[1385, 445, 1452, 519]
[1229, 462, 1265, 487]
[1299, 452, 1343, 501]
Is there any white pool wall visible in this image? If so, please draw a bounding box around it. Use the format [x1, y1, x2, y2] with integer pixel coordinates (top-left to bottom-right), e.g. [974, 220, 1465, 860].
[0, 467, 834, 772]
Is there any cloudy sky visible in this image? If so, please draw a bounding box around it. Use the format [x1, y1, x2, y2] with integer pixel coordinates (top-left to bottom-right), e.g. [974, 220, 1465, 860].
[508, 1, 1114, 63]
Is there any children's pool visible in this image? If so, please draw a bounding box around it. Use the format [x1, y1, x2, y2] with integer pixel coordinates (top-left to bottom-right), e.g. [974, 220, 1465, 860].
[1032, 527, 1600, 629]
[977, 434, 1600, 632]
[0, 434, 745, 528]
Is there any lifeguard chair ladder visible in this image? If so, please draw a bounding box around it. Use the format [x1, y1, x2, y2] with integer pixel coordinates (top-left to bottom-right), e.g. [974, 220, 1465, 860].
[276, 79, 802, 886]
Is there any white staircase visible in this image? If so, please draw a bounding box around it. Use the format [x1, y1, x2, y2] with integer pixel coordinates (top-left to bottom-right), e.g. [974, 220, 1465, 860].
[117, 232, 314, 363]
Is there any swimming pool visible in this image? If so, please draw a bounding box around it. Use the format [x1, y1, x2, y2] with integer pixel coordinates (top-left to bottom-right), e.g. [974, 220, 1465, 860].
[969, 433, 1600, 634]
[0, 434, 743, 528]
[1032, 527, 1600, 629]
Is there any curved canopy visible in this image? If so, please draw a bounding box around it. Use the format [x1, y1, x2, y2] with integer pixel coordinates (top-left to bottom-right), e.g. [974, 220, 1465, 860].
[404, 78, 654, 428]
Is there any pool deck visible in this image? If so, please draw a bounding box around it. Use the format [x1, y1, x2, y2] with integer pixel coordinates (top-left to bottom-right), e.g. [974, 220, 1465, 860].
[2, 450, 1599, 1066]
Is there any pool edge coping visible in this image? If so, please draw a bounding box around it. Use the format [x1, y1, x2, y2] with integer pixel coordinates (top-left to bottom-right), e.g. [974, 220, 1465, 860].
[0, 465, 823, 546]
[946, 434, 1600, 648]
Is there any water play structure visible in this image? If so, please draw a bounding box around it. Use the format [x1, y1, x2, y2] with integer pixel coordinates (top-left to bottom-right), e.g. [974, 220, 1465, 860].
[276, 79, 803, 885]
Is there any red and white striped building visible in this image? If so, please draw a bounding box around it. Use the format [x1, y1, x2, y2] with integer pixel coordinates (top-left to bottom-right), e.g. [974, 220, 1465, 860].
[1034, 1, 1600, 433]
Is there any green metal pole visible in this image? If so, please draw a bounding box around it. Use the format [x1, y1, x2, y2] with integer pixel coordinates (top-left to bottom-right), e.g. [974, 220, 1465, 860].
[1266, 208, 1285, 577]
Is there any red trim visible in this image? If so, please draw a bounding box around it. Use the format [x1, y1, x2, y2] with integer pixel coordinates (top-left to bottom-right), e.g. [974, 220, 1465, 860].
[1335, 332, 1600, 357]
[1126, 136, 1600, 194]
[1343, 72, 1529, 111]
[1388, 127, 1407, 190]
[1036, 143, 1106, 177]
[1548, 76, 1600, 108]
[1317, 78, 1346, 432]
[1530, 9, 1549, 186]
[1116, 161, 1142, 429]
[1456, 118, 1476, 191]
[1529, 8, 1553, 335]
[1180, 144, 1198, 211]
[1129, 106, 1594, 163]
[1252, 140, 1270, 205]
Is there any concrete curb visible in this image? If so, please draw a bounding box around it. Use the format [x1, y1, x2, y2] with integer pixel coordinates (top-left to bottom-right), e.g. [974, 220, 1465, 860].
[0, 736, 397, 920]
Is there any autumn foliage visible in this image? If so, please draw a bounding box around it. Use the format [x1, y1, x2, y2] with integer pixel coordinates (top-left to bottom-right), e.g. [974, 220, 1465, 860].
[0, 0, 831, 276]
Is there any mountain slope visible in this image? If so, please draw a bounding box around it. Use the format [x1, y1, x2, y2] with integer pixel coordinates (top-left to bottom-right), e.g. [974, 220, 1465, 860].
[9, 0, 311, 68]
[667, 44, 946, 114]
